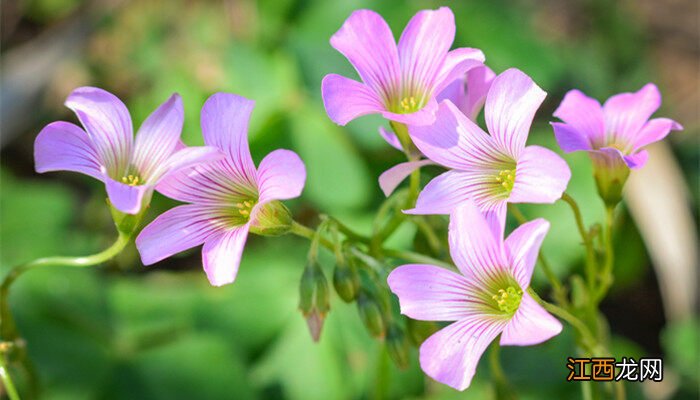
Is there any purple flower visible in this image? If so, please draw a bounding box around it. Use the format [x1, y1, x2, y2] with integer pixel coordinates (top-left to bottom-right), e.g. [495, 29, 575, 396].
[34, 87, 221, 214]
[378, 65, 496, 196]
[388, 201, 562, 391]
[135, 93, 306, 286]
[321, 7, 485, 126]
[406, 68, 571, 233]
[551, 84, 682, 204]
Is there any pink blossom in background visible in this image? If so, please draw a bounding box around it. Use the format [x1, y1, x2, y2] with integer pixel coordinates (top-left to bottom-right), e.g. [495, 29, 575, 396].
[136, 93, 306, 286]
[34, 87, 222, 214]
[388, 201, 562, 391]
[322, 7, 485, 126]
[406, 68, 571, 235]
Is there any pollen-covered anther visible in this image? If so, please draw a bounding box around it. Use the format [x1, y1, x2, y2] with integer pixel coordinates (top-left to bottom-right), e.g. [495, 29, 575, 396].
[491, 286, 523, 314]
[495, 169, 516, 192]
[399, 96, 418, 112]
[121, 174, 141, 186]
[234, 200, 256, 218]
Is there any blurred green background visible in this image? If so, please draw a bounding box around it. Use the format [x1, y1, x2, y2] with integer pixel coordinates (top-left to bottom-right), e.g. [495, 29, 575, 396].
[1, 0, 698, 399]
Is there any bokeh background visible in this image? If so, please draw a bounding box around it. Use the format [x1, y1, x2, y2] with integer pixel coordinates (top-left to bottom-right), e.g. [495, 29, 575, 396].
[1, 0, 698, 399]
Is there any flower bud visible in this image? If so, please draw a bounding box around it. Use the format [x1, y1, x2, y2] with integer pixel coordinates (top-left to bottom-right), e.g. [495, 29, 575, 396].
[298, 262, 330, 342]
[386, 323, 410, 369]
[332, 257, 359, 303]
[109, 203, 147, 236]
[357, 290, 385, 339]
[250, 201, 294, 236]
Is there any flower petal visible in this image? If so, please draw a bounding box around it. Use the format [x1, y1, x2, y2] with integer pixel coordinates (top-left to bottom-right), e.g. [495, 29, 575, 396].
[378, 160, 433, 196]
[330, 9, 400, 101]
[552, 89, 605, 148]
[34, 121, 104, 180]
[64, 87, 133, 176]
[257, 149, 306, 204]
[485, 68, 546, 158]
[438, 64, 495, 121]
[202, 224, 250, 287]
[420, 315, 507, 391]
[432, 48, 486, 96]
[378, 126, 403, 151]
[447, 201, 508, 283]
[321, 74, 385, 126]
[632, 118, 683, 152]
[136, 204, 224, 265]
[398, 7, 455, 95]
[500, 292, 562, 346]
[201, 93, 258, 184]
[380, 98, 439, 126]
[149, 146, 224, 184]
[505, 219, 550, 288]
[603, 83, 661, 145]
[551, 122, 592, 152]
[409, 100, 505, 170]
[156, 162, 257, 204]
[132, 93, 184, 180]
[388, 264, 478, 321]
[509, 145, 571, 204]
[105, 177, 150, 214]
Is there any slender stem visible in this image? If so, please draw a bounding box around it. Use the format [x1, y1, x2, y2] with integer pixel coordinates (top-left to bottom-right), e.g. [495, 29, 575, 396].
[561, 193, 597, 292]
[326, 216, 370, 244]
[595, 206, 616, 303]
[411, 216, 442, 255]
[0, 355, 20, 400]
[508, 205, 567, 305]
[1, 232, 131, 341]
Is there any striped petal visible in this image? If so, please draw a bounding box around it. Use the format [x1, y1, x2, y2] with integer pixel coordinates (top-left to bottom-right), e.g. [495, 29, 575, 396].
[156, 162, 258, 205]
[202, 225, 250, 287]
[257, 149, 306, 204]
[500, 292, 562, 346]
[632, 118, 683, 152]
[34, 121, 104, 180]
[378, 126, 403, 151]
[379, 160, 433, 196]
[505, 218, 550, 288]
[552, 89, 605, 149]
[105, 177, 150, 215]
[603, 83, 660, 146]
[509, 145, 571, 204]
[432, 48, 485, 96]
[438, 64, 495, 121]
[321, 74, 385, 126]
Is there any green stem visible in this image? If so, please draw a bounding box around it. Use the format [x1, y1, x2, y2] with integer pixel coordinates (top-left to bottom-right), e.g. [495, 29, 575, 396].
[561, 193, 597, 292]
[1, 232, 131, 341]
[326, 216, 370, 244]
[411, 216, 442, 255]
[508, 205, 567, 306]
[0, 354, 20, 400]
[595, 206, 616, 303]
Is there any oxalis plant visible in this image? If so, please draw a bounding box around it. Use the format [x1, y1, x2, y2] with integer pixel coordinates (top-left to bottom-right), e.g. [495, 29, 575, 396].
[0, 6, 683, 400]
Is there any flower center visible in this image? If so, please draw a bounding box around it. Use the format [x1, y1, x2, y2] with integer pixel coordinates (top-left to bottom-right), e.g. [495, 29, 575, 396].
[495, 169, 516, 193]
[491, 286, 523, 315]
[121, 174, 142, 186]
[234, 199, 257, 221]
[399, 96, 419, 113]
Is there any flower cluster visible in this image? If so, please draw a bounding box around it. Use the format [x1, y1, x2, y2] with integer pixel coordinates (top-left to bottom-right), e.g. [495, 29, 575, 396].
[29, 5, 682, 396]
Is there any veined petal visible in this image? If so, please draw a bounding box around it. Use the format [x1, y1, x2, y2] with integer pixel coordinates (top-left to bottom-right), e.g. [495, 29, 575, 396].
[398, 7, 455, 96]
[409, 100, 506, 170]
[34, 121, 104, 180]
[603, 83, 661, 145]
[201, 93, 258, 185]
[148, 146, 224, 185]
[509, 146, 571, 204]
[157, 162, 258, 204]
[632, 118, 683, 152]
[622, 150, 648, 169]
[485, 68, 546, 158]
[505, 219, 550, 288]
[388, 264, 480, 321]
[551, 122, 592, 152]
[448, 201, 508, 283]
[379, 160, 433, 196]
[420, 315, 508, 391]
[330, 9, 400, 101]
[132, 93, 184, 180]
[322, 74, 385, 126]
[500, 292, 562, 346]
[257, 149, 306, 204]
[378, 126, 403, 151]
[438, 64, 495, 121]
[136, 204, 225, 265]
[105, 177, 150, 214]
[65, 87, 133, 176]
[202, 225, 250, 287]
[552, 89, 605, 148]
[432, 48, 485, 96]
[380, 98, 439, 126]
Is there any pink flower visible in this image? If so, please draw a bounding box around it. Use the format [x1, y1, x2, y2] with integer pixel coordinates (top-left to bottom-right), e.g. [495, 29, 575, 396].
[406, 68, 571, 234]
[34, 87, 222, 214]
[136, 93, 306, 286]
[321, 7, 484, 126]
[551, 84, 682, 204]
[378, 65, 496, 196]
[388, 201, 562, 391]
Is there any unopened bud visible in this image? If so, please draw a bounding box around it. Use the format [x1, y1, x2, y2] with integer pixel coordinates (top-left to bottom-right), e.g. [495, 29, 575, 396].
[357, 291, 385, 339]
[109, 203, 147, 236]
[250, 201, 293, 236]
[386, 324, 410, 369]
[298, 262, 330, 342]
[333, 258, 359, 303]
